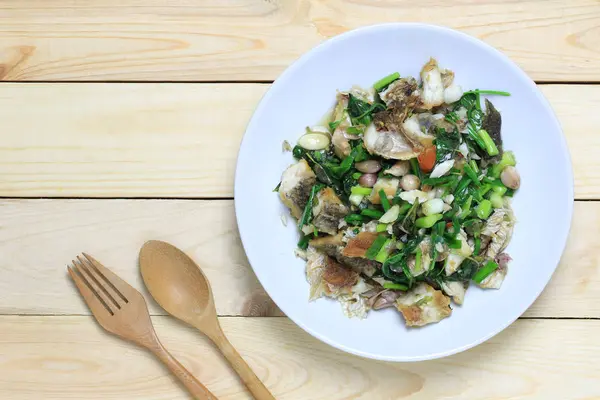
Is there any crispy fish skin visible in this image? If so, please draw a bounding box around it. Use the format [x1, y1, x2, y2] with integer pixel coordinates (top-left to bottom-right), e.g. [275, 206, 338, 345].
[395, 282, 452, 327]
[279, 159, 316, 219]
[312, 187, 348, 235]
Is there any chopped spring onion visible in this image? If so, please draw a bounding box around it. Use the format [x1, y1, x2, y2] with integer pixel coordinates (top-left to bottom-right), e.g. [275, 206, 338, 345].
[478, 184, 492, 197]
[410, 158, 423, 180]
[415, 213, 443, 228]
[459, 196, 473, 219]
[469, 160, 479, 173]
[297, 235, 311, 250]
[473, 260, 499, 283]
[374, 72, 400, 92]
[414, 248, 423, 274]
[376, 223, 388, 233]
[379, 189, 391, 211]
[463, 89, 511, 97]
[361, 208, 385, 219]
[492, 183, 507, 196]
[345, 214, 366, 225]
[463, 163, 480, 185]
[379, 204, 400, 223]
[375, 239, 393, 263]
[298, 184, 324, 228]
[383, 282, 409, 291]
[492, 151, 517, 177]
[476, 199, 493, 219]
[351, 186, 373, 196]
[489, 192, 504, 208]
[477, 129, 499, 156]
[365, 235, 389, 260]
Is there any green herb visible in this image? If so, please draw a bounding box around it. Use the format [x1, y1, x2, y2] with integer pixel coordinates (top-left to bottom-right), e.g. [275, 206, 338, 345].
[383, 282, 408, 291]
[347, 94, 385, 126]
[373, 72, 400, 92]
[473, 260, 499, 283]
[361, 208, 384, 219]
[329, 120, 342, 131]
[365, 235, 389, 260]
[346, 126, 364, 135]
[446, 237, 462, 249]
[273, 182, 281, 192]
[352, 172, 362, 179]
[463, 89, 511, 97]
[434, 127, 460, 162]
[379, 189, 391, 211]
[292, 145, 305, 159]
[505, 188, 515, 197]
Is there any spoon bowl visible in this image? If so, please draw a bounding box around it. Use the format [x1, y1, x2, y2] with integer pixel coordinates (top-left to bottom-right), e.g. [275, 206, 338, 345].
[140, 240, 214, 326]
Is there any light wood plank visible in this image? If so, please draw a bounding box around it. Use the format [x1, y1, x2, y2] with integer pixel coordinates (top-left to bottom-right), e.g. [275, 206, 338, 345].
[1, 0, 599, 81]
[0, 84, 598, 198]
[0, 199, 597, 318]
[0, 316, 599, 399]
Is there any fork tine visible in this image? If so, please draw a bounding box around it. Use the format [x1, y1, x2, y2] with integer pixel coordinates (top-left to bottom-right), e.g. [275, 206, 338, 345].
[82, 253, 133, 302]
[67, 265, 115, 316]
[74, 257, 122, 310]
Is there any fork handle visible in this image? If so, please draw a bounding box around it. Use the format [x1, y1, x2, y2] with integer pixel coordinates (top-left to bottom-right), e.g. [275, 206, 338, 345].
[150, 343, 219, 400]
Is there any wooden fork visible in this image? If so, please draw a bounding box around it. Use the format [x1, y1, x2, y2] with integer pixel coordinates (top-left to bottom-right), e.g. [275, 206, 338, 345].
[67, 253, 218, 400]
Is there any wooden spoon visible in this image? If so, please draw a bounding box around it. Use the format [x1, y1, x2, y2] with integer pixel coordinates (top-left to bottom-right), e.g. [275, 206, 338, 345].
[139, 240, 275, 400]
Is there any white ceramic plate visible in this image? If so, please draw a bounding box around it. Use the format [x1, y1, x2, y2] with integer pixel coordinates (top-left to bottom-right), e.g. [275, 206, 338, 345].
[235, 24, 573, 361]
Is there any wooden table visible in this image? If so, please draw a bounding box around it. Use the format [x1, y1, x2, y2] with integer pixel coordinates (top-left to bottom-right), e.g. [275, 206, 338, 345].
[1, 1, 599, 399]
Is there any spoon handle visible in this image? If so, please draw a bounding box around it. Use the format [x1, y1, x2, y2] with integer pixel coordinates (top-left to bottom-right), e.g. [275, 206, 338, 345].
[150, 341, 219, 400]
[208, 326, 275, 400]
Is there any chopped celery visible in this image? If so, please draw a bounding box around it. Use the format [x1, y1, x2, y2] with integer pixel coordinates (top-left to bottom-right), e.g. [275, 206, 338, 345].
[379, 189, 391, 211]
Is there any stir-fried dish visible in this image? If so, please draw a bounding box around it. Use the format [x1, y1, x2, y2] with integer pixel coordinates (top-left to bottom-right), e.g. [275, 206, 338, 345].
[276, 58, 519, 327]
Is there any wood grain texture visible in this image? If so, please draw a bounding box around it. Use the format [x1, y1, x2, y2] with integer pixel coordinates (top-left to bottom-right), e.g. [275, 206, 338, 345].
[0, 84, 597, 198]
[0, 0, 599, 81]
[0, 199, 597, 318]
[0, 316, 599, 399]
